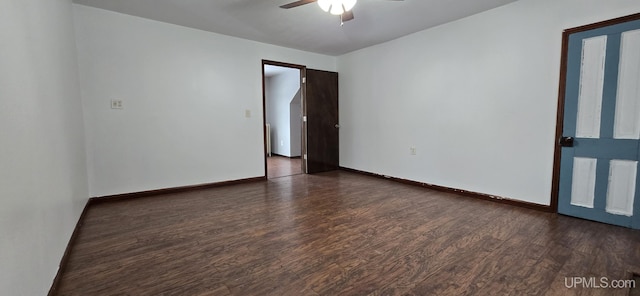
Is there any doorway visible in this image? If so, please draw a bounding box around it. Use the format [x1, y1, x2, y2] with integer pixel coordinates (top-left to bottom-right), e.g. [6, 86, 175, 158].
[552, 13, 640, 229]
[263, 61, 305, 178]
[261, 60, 340, 179]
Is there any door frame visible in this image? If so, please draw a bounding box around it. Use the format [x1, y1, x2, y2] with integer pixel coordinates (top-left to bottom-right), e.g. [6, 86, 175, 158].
[261, 60, 307, 177]
[550, 12, 640, 212]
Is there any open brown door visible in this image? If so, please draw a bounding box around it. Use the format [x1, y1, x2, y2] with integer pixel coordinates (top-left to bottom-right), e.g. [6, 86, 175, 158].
[305, 69, 339, 174]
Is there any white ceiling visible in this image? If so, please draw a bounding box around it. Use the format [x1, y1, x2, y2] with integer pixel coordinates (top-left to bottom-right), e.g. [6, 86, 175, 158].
[72, 0, 518, 56]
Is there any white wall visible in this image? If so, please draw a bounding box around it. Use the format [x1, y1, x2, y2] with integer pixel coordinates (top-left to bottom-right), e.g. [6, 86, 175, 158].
[290, 95, 303, 157]
[74, 5, 335, 196]
[338, 0, 640, 206]
[0, 0, 89, 294]
[266, 69, 302, 157]
[266, 75, 290, 156]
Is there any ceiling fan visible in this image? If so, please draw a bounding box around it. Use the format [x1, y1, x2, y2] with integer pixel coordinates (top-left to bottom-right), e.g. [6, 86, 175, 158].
[280, 0, 404, 24]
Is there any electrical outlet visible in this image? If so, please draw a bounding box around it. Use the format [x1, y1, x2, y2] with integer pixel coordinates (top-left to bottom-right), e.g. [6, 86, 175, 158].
[410, 147, 417, 155]
[111, 99, 123, 109]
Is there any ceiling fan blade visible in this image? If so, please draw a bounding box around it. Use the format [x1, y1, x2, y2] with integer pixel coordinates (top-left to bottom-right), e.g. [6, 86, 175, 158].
[341, 10, 354, 22]
[279, 0, 317, 9]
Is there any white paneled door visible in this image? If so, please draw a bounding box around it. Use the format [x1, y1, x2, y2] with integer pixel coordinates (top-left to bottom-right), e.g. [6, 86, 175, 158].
[558, 17, 640, 229]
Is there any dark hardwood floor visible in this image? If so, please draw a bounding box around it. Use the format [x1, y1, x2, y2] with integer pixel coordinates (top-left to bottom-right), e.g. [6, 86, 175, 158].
[54, 171, 640, 295]
[267, 155, 302, 178]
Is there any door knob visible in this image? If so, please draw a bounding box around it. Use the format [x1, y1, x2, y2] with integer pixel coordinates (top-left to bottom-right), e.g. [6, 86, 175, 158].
[335, 124, 340, 128]
[559, 136, 574, 147]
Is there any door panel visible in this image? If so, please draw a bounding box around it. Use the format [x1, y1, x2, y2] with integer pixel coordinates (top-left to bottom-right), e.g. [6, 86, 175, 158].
[606, 159, 637, 216]
[558, 18, 640, 229]
[305, 69, 339, 174]
[615, 29, 640, 139]
[574, 35, 606, 139]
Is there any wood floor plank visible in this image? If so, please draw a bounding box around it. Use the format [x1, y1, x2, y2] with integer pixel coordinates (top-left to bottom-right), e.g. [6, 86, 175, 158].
[53, 171, 640, 295]
[267, 155, 303, 178]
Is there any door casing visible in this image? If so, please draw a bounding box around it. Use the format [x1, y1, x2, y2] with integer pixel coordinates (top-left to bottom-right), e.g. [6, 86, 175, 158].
[551, 13, 640, 213]
[262, 60, 307, 175]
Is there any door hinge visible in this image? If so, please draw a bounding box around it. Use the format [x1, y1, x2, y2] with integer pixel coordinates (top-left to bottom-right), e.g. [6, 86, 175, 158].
[303, 154, 307, 160]
[302, 77, 306, 84]
[303, 116, 307, 122]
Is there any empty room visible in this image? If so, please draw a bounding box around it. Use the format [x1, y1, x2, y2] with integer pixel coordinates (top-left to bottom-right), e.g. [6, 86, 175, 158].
[3, 0, 640, 295]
